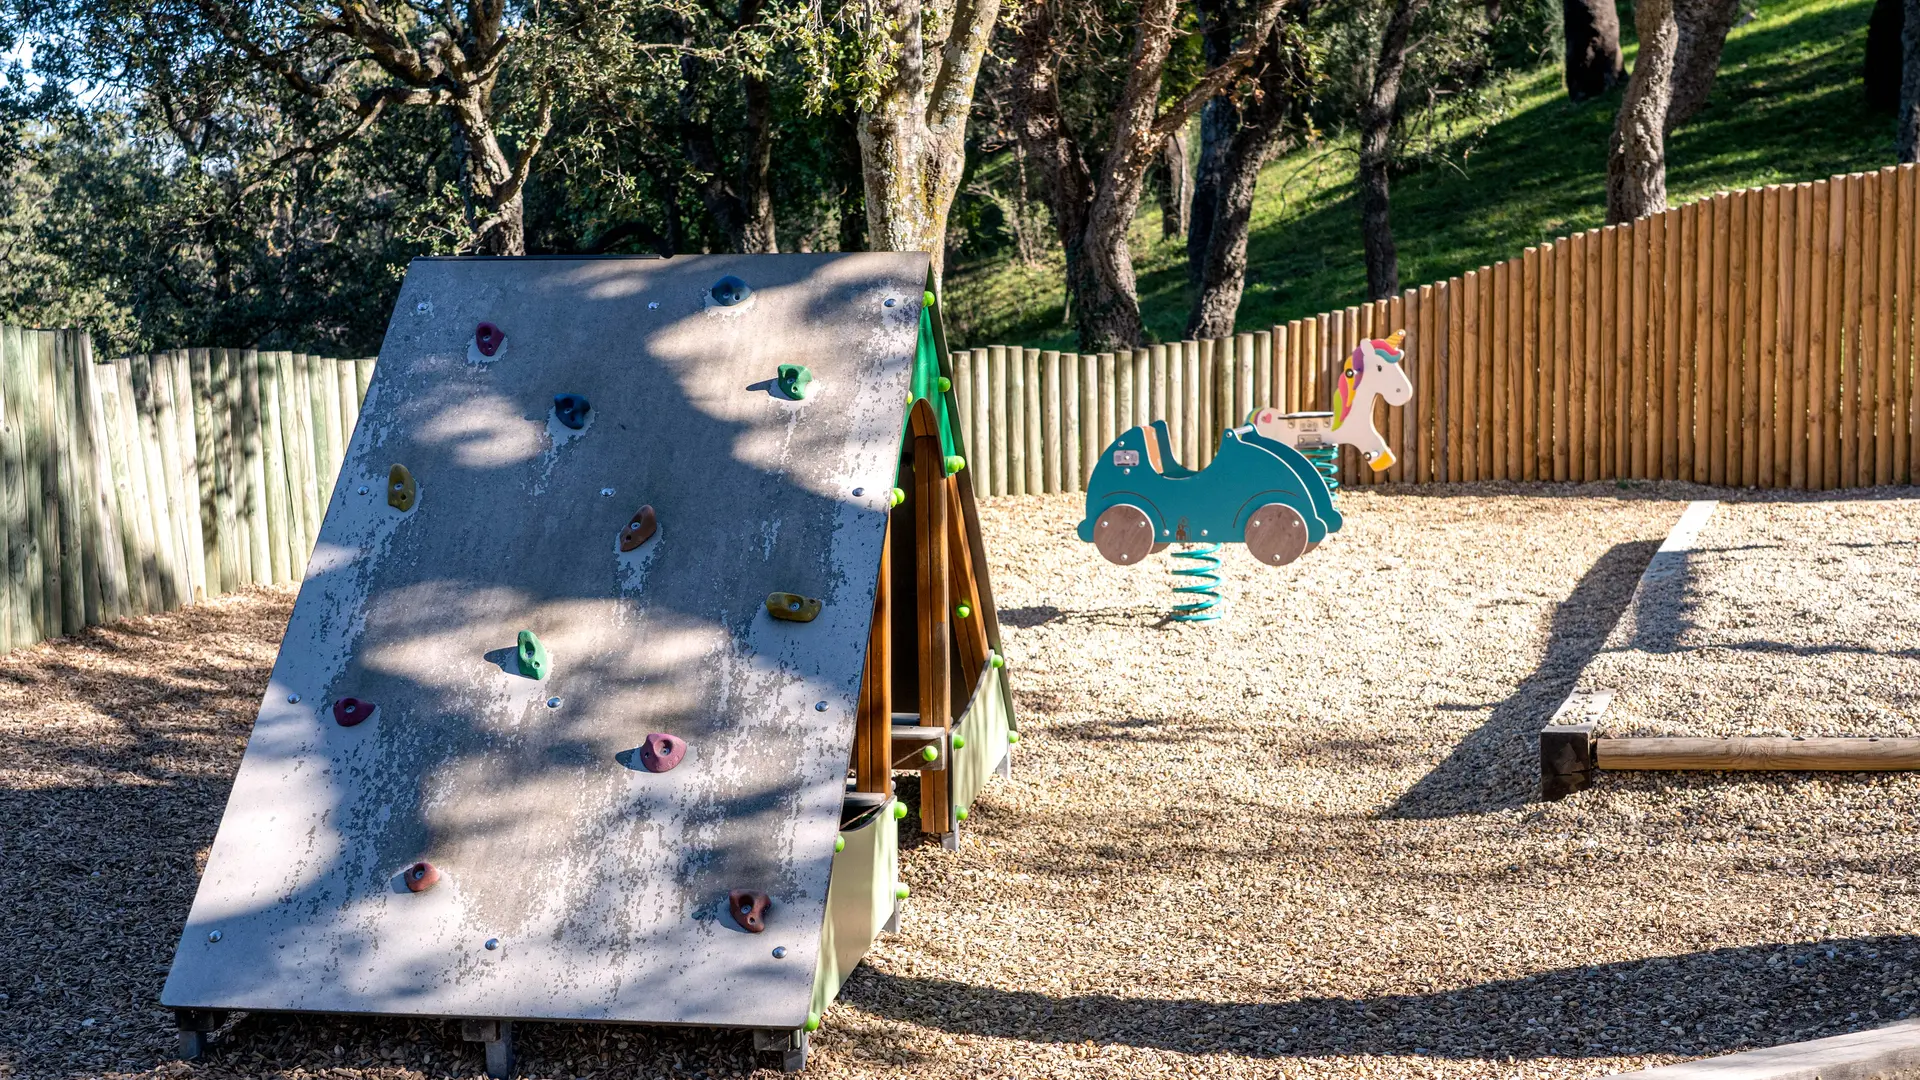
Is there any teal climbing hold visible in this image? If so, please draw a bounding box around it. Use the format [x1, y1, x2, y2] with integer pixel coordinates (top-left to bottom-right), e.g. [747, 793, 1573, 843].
[516, 630, 549, 680]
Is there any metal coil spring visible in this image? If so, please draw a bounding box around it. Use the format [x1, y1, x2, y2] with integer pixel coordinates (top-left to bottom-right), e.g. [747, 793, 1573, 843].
[1300, 444, 1340, 497]
[1170, 543, 1223, 622]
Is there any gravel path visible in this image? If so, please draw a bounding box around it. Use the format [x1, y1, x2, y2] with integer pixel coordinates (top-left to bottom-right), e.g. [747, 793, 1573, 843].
[4, 483, 1918, 1080]
[1580, 493, 1920, 737]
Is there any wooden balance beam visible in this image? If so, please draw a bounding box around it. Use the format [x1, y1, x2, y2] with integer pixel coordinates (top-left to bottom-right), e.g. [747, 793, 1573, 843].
[1542, 718, 1920, 800]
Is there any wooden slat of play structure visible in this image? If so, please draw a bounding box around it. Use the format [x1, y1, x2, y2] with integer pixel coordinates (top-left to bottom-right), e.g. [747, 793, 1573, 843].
[1597, 737, 1920, 772]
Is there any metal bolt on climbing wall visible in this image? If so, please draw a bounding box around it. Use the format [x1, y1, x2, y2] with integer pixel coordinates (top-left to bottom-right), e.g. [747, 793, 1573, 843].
[601, 487, 615, 497]
[883, 298, 896, 307]
[358, 485, 369, 495]
[207, 930, 222, 943]
[772, 947, 788, 959]
[287, 693, 300, 704]
[485, 938, 499, 951]
[547, 697, 561, 709]
[815, 701, 828, 712]
[852, 487, 864, 497]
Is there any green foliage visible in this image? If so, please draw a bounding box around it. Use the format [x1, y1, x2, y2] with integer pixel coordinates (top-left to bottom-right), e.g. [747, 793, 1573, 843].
[946, 0, 1899, 348]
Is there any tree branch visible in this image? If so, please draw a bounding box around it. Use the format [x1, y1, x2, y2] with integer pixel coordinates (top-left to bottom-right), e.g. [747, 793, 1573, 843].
[1149, 0, 1287, 139]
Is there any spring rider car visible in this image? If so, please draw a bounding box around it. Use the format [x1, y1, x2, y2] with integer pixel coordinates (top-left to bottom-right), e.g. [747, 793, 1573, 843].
[1077, 419, 1340, 568]
[1248, 332, 1412, 480]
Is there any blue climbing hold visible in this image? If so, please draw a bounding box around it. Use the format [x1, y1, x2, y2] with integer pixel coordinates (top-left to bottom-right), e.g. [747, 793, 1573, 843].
[711, 275, 752, 306]
[553, 393, 591, 430]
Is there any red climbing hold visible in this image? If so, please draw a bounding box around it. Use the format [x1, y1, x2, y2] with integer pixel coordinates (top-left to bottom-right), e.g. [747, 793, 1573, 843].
[404, 861, 440, 893]
[619, 505, 658, 552]
[475, 322, 505, 357]
[729, 890, 769, 933]
[639, 732, 685, 772]
[333, 697, 375, 727]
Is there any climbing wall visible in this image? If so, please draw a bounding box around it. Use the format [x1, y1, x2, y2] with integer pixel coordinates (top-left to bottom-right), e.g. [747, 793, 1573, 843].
[162, 253, 930, 1029]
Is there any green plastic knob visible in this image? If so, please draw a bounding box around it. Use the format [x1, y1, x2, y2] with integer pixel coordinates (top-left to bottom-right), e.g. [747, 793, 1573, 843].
[937, 376, 951, 393]
[955, 602, 972, 619]
[516, 630, 549, 680]
[777, 363, 813, 401]
[894, 883, 910, 900]
[944, 455, 966, 476]
[890, 487, 906, 507]
[956, 806, 968, 821]
[805, 1011, 821, 1032]
[891, 801, 908, 820]
[1008, 730, 1021, 744]
[923, 291, 936, 308]
[990, 653, 1005, 669]
[951, 734, 966, 750]
[920, 745, 937, 762]
[834, 835, 845, 853]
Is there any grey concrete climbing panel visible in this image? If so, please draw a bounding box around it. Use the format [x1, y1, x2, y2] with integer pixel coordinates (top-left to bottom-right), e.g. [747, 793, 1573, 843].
[162, 253, 930, 1029]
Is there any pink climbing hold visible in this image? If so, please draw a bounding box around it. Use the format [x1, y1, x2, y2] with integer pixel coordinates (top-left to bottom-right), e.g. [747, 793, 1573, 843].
[475, 322, 505, 357]
[639, 733, 685, 773]
[333, 697, 375, 727]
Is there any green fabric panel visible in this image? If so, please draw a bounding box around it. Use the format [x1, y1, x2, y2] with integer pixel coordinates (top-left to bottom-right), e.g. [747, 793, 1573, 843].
[809, 799, 901, 1023]
[905, 304, 957, 459]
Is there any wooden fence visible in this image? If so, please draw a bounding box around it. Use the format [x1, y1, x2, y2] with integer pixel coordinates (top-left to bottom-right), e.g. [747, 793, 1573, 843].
[0, 328, 373, 655]
[949, 164, 1920, 496]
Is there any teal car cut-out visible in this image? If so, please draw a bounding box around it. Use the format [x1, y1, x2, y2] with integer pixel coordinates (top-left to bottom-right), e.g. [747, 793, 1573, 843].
[1077, 420, 1339, 568]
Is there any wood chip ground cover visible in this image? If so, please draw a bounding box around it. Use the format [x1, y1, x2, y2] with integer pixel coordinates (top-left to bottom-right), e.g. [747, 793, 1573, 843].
[3, 483, 1916, 1080]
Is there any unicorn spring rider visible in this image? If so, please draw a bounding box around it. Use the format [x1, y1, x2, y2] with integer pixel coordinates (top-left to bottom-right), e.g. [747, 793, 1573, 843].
[1075, 331, 1411, 621]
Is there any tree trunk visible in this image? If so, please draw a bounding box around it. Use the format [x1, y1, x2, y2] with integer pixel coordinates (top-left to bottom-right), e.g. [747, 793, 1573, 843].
[448, 97, 528, 256]
[1153, 131, 1193, 239]
[1665, 0, 1740, 132]
[1187, 29, 1298, 338]
[1358, 0, 1423, 301]
[1900, 0, 1920, 161]
[857, 0, 1000, 278]
[1606, 0, 1679, 224]
[1563, 0, 1625, 101]
[740, 73, 778, 252]
[1866, 0, 1905, 113]
[1185, 0, 1237, 288]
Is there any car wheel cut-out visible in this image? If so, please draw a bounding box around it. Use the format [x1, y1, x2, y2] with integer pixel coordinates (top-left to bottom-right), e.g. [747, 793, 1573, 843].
[1245, 503, 1309, 566]
[1093, 504, 1156, 565]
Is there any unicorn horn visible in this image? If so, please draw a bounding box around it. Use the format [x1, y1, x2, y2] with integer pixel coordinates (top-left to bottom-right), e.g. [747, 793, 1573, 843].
[1386, 330, 1406, 349]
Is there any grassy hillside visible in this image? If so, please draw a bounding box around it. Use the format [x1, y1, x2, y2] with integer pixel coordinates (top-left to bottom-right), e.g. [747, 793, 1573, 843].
[944, 0, 1899, 350]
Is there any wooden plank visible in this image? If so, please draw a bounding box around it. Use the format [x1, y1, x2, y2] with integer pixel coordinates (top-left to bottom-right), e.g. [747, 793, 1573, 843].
[950, 351, 973, 470]
[31, 333, 62, 635]
[1876, 168, 1899, 486]
[209, 348, 244, 589]
[1841, 175, 1864, 487]
[64, 336, 104, 626]
[1416, 286, 1436, 482]
[191, 349, 231, 595]
[1568, 234, 1589, 482]
[1615, 223, 1634, 480]
[1460, 271, 1481, 480]
[99, 358, 150, 616]
[1181, 340, 1200, 463]
[1235, 333, 1255, 430]
[354, 356, 374, 406]
[136, 353, 189, 610]
[122, 355, 174, 611]
[311, 351, 344, 518]
[257, 352, 294, 585]
[964, 350, 987, 497]
[1133, 349, 1151, 429]
[1544, 242, 1564, 481]
[910, 407, 951, 834]
[1596, 226, 1617, 480]
[1741, 190, 1763, 487]
[1661, 206, 1683, 480]
[1116, 347, 1136, 464]
[1675, 204, 1697, 482]
[1760, 187, 1783, 489]
[1488, 260, 1510, 481]
[1006, 346, 1026, 496]
[0, 328, 17, 648]
[1080, 353, 1099, 483]
[1902, 166, 1916, 483]
[1792, 186, 1816, 489]
[1252, 332, 1271, 420]
[987, 345, 1007, 497]
[222, 348, 255, 587]
[165, 352, 207, 602]
[1825, 177, 1849, 489]
[1061, 351, 1081, 491]
[1041, 350, 1061, 494]
[76, 349, 127, 623]
[49, 333, 86, 634]
[1628, 222, 1650, 478]
[1597, 737, 1920, 772]
[1195, 338, 1214, 467]
[1095, 351, 1117, 467]
[1859, 173, 1881, 487]
[294, 352, 324, 561]
[1707, 194, 1730, 486]
[1216, 337, 1236, 464]
[1023, 349, 1043, 496]
[1148, 343, 1167, 426]
[1515, 248, 1536, 480]
[853, 525, 892, 797]
[945, 476, 989, 689]
[1443, 278, 1462, 480]
[1809, 179, 1834, 489]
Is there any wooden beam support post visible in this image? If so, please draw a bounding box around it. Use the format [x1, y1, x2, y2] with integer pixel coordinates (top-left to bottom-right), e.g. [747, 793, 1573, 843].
[910, 401, 952, 837]
[852, 528, 893, 797]
[945, 474, 990, 695]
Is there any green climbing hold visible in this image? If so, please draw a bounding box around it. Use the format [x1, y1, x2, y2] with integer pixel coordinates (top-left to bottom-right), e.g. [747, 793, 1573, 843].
[889, 487, 906, 507]
[516, 630, 549, 680]
[894, 883, 910, 900]
[387, 464, 417, 512]
[956, 806, 968, 821]
[805, 1012, 822, 1033]
[777, 363, 813, 401]
[990, 653, 1005, 669]
[1008, 730, 1021, 744]
[951, 734, 966, 750]
[834, 835, 845, 853]
[891, 801, 908, 820]
[937, 376, 951, 393]
[955, 602, 972, 619]
[920, 745, 937, 762]
[923, 290, 936, 308]
[944, 455, 965, 476]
